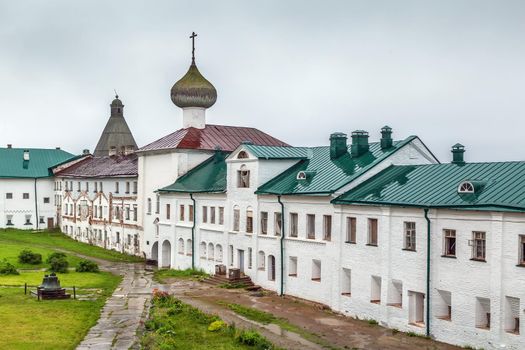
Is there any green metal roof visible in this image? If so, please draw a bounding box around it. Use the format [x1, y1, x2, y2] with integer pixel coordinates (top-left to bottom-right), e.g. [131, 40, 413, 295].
[158, 151, 227, 193]
[256, 136, 418, 195]
[333, 161, 525, 211]
[242, 144, 310, 159]
[0, 148, 75, 179]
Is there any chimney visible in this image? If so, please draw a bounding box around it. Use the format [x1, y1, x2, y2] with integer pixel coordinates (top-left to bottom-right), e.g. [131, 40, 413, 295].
[451, 143, 465, 165]
[82, 149, 90, 155]
[23, 150, 30, 161]
[55, 147, 61, 150]
[330, 132, 348, 159]
[380, 126, 393, 149]
[351, 130, 369, 157]
[7, 144, 12, 149]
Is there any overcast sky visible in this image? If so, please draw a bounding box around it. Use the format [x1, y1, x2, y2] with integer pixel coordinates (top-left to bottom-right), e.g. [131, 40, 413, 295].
[1, 1, 524, 162]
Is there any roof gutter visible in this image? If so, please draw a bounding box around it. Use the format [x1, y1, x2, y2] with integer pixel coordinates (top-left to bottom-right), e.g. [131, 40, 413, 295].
[331, 199, 525, 212]
[190, 193, 196, 270]
[424, 208, 431, 337]
[34, 178, 39, 230]
[277, 195, 285, 296]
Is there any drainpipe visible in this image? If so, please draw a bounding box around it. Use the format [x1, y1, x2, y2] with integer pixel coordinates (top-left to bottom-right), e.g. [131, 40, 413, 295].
[190, 193, 196, 269]
[424, 208, 431, 337]
[277, 195, 285, 296]
[34, 178, 39, 230]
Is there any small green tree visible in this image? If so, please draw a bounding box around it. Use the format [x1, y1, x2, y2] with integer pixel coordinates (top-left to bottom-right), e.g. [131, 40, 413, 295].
[46, 252, 66, 264]
[18, 249, 42, 265]
[76, 260, 99, 273]
[49, 256, 69, 273]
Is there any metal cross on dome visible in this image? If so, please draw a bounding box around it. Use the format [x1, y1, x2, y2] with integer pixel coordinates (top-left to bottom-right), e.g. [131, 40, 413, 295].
[190, 32, 197, 63]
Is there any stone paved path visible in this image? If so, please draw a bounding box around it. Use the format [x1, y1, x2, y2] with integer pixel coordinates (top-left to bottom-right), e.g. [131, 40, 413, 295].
[76, 262, 157, 350]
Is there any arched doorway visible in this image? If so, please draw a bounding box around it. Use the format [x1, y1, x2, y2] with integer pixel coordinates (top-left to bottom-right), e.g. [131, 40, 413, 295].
[151, 241, 159, 262]
[268, 255, 276, 281]
[162, 240, 171, 268]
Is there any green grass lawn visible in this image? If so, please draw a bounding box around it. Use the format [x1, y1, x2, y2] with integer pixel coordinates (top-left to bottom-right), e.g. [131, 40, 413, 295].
[0, 228, 130, 350]
[153, 268, 209, 283]
[0, 229, 143, 263]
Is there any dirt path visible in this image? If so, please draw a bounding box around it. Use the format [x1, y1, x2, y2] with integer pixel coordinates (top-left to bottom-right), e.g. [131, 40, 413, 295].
[164, 279, 462, 350]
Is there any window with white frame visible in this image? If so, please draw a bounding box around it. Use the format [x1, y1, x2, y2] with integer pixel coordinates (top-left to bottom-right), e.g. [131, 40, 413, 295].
[475, 297, 491, 329]
[404, 222, 416, 251]
[274, 212, 282, 236]
[311, 259, 321, 281]
[371, 276, 381, 303]
[260, 211, 268, 234]
[133, 181, 137, 194]
[246, 208, 253, 233]
[23, 193, 29, 199]
[5, 193, 12, 199]
[341, 268, 351, 296]
[458, 181, 475, 194]
[200, 242, 206, 258]
[179, 204, 185, 221]
[519, 235, 525, 266]
[237, 165, 250, 188]
[178, 238, 185, 254]
[289, 256, 298, 277]
[233, 206, 240, 231]
[323, 215, 332, 241]
[368, 218, 378, 245]
[189, 205, 194, 222]
[248, 247, 253, 269]
[229, 245, 234, 266]
[505, 296, 520, 334]
[289, 213, 298, 237]
[258, 251, 265, 270]
[443, 229, 456, 257]
[166, 204, 170, 220]
[186, 239, 192, 255]
[307, 214, 315, 239]
[147, 198, 152, 214]
[210, 207, 215, 224]
[472, 231, 486, 261]
[155, 194, 160, 214]
[436, 289, 452, 321]
[218, 207, 224, 225]
[115, 182, 119, 193]
[125, 181, 130, 194]
[202, 206, 208, 223]
[216, 244, 223, 262]
[6, 215, 13, 226]
[346, 217, 356, 243]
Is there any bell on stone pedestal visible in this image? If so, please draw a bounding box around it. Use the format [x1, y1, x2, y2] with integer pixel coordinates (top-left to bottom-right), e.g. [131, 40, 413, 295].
[40, 272, 61, 291]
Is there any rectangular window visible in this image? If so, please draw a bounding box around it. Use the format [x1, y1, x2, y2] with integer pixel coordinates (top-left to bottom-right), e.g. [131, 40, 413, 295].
[436, 290, 452, 321]
[189, 205, 194, 222]
[520, 235, 525, 265]
[85, 182, 89, 192]
[404, 222, 416, 250]
[115, 182, 119, 193]
[229, 245, 234, 266]
[274, 212, 282, 236]
[133, 181, 137, 194]
[133, 205, 137, 221]
[77, 181, 81, 192]
[6, 215, 13, 226]
[210, 207, 216, 224]
[246, 210, 253, 233]
[94, 182, 98, 192]
[125, 206, 130, 220]
[25, 214, 32, 225]
[6, 193, 13, 199]
[368, 218, 378, 246]
[260, 211, 268, 234]
[166, 204, 171, 220]
[248, 248, 253, 269]
[125, 182, 130, 194]
[218, 207, 224, 225]
[346, 217, 356, 243]
[311, 259, 321, 281]
[289, 256, 298, 277]
[443, 229, 456, 257]
[505, 296, 520, 334]
[323, 215, 332, 241]
[307, 214, 315, 239]
[147, 198, 151, 214]
[237, 169, 250, 188]
[289, 213, 298, 237]
[233, 208, 240, 231]
[342, 268, 351, 296]
[100, 182, 103, 192]
[388, 280, 403, 308]
[116, 232, 120, 244]
[371, 276, 382, 303]
[155, 195, 160, 214]
[23, 193, 29, 199]
[39, 216, 45, 224]
[475, 297, 491, 329]
[202, 206, 208, 223]
[43, 197, 50, 204]
[179, 204, 185, 221]
[472, 231, 486, 261]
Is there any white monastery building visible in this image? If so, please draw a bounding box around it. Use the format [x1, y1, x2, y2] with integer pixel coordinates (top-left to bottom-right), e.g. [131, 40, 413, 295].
[1, 37, 524, 350]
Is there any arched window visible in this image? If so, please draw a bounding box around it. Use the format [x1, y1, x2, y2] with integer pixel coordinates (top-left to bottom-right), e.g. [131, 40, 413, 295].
[296, 171, 307, 180]
[237, 151, 249, 159]
[200, 242, 207, 258]
[458, 181, 475, 194]
[186, 239, 192, 255]
[216, 244, 223, 262]
[178, 238, 184, 254]
[237, 164, 250, 188]
[208, 243, 215, 260]
[258, 251, 265, 270]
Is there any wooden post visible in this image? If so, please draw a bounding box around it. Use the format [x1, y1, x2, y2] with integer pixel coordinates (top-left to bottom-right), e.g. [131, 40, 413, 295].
[24, 283, 27, 295]
[37, 289, 40, 301]
[73, 286, 76, 299]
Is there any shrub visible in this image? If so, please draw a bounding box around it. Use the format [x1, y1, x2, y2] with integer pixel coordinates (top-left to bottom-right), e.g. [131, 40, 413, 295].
[49, 256, 69, 273]
[0, 260, 19, 275]
[236, 330, 274, 349]
[18, 249, 42, 264]
[46, 252, 66, 264]
[208, 320, 226, 332]
[76, 260, 99, 272]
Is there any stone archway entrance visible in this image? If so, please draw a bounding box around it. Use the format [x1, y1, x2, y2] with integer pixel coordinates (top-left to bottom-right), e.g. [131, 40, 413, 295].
[161, 240, 171, 268]
[151, 241, 159, 263]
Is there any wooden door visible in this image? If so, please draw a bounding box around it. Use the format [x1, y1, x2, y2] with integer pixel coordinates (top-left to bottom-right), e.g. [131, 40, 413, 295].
[47, 217, 54, 230]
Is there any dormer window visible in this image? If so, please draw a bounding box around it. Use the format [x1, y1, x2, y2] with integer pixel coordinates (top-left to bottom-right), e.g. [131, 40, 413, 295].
[458, 181, 475, 194]
[237, 165, 250, 188]
[297, 171, 307, 180]
[237, 151, 249, 159]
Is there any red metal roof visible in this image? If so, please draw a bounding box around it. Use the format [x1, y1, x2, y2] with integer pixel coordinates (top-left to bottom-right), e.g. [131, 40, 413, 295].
[55, 154, 138, 178]
[139, 124, 289, 153]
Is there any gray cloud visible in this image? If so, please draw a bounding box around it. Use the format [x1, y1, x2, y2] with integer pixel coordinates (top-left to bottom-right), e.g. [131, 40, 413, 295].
[1, 0, 524, 162]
